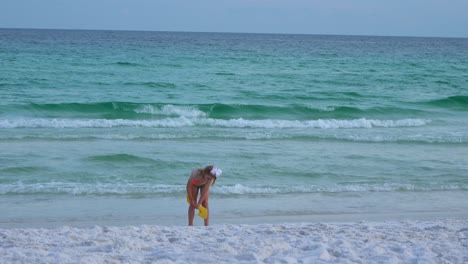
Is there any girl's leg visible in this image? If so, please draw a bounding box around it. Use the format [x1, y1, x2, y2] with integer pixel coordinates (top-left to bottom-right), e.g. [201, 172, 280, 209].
[188, 186, 199, 226]
[200, 186, 210, 226]
[202, 199, 209, 226]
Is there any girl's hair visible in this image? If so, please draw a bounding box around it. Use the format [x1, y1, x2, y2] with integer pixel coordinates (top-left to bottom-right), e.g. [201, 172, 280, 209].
[201, 165, 217, 185]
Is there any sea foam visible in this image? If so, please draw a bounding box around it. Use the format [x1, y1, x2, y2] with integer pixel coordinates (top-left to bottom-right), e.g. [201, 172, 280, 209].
[0, 117, 430, 129]
[134, 104, 207, 117]
[1, 182, 466, 195]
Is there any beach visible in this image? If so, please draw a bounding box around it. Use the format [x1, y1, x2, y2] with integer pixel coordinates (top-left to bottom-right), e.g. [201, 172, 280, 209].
[1, 29, 467, 263]
[2, 220, 467, 263]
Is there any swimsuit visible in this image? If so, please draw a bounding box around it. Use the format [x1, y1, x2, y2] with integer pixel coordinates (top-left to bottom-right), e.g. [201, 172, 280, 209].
[192, 170, 205, 189]
[192, 178, 205, 189]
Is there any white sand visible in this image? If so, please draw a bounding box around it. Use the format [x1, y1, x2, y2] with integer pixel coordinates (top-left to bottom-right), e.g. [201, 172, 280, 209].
[1, 220, 467, 264]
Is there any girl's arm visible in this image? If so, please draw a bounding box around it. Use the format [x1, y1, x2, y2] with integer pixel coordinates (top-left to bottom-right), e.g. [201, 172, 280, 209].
[197, 179, 213, 207]
[186, 171, 195, 205]
[186, 178, 193, 202]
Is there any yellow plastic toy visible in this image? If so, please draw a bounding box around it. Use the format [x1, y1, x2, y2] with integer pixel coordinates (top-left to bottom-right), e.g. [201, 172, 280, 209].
[186, 195, 208, 219]
[197, 205, 208, 219]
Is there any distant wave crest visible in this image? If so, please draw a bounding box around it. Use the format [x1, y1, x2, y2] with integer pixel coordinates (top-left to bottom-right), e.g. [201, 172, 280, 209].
[6, 102, 434, 120]
[1, 131, 465, 144]
[0, 117, 430, 129]
[424, 95, 468, 110]
[134, 104, 206, 117]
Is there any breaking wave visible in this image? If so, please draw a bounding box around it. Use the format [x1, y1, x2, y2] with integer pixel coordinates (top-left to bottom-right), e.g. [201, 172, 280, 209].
[0, 117, 430, 129]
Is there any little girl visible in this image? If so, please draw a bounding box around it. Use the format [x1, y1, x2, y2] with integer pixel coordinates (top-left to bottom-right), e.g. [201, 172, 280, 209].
[186, 165, 222, 226]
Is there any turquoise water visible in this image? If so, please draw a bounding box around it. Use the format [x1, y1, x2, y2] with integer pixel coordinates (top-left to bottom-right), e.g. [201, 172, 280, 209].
[1, 29, 467, 227]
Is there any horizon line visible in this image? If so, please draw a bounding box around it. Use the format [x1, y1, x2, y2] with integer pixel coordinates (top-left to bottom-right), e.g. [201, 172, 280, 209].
[1, 26, 467, 40]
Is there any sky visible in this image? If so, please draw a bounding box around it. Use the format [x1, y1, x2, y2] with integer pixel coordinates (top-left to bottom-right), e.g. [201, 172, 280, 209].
[1, 0, 468, 38]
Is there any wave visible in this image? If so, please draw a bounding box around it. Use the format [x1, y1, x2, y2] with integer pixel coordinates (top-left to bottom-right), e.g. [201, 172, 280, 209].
[0, 117, 430, 129]
[0, 183, 184, 195]
[423, 96, 468, 110]
[201, 104, 368, 119]
[325, 133, 467, 144]
[1, 182, 466, 196]
[197, 118, 430, 129]
[123, 82, 177, 88]
[0, 117, 192, 128]
[16, 102, 137, 118]
[1, 131, 465, 144]
[4, 103, 208, 121]
[213, 183, 468, 194]
[214, 72, 235, 76]
[112, 61, 145, 67]
[5, 102, 430, 120]
[203, 104, 429, 120]
[86, 154, 156, 164]
[7, 103, 205, 118]
[0, 166, 49, 174]
[134, 104, 206, 117]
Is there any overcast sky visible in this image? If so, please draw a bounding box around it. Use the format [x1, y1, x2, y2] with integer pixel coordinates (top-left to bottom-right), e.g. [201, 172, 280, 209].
[1, 0, 467, 37]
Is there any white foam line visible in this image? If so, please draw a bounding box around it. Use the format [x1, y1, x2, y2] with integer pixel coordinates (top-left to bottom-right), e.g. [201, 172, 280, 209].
[0, 132, 465, 143]
[0, 117, 194, 128]
[0, 183, 465, 195]
[200, 118, 431, 128]
[0, 183, 185, 195]
[134, 104, 207, 118]
[0, 117, 431, 129]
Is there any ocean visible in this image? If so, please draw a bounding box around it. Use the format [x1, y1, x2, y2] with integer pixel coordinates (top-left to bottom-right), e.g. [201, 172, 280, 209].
[0, 28, 467, 228]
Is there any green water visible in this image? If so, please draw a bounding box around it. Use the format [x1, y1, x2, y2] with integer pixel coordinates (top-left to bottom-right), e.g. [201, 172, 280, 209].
[0, 29, 467, 227]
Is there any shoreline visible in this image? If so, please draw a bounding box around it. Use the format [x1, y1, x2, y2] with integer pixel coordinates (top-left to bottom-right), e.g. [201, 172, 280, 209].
[2, 190, 467, 229]
[1, 219, 467, 263]
[2, 210, 467, 229]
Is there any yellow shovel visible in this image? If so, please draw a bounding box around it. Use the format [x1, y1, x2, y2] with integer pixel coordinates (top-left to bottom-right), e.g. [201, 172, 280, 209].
[186, 195, 208, 219]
